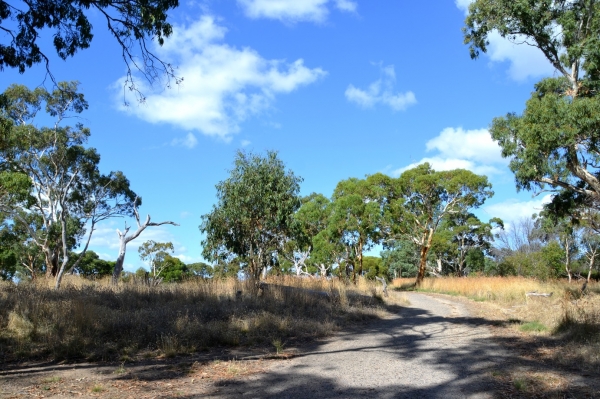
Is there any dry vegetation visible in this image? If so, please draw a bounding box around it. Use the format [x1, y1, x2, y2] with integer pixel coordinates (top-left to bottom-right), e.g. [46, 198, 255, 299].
[0, 276, 386, 364]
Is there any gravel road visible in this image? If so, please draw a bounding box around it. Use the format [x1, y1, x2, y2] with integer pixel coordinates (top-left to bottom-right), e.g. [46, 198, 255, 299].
[206, 293, 506, 398]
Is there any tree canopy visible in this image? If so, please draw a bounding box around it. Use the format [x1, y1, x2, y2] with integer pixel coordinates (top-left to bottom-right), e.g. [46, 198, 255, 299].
[200, 150, 303, 282]
[0, 0, 181, 95]
[383, 164, 494, 285]
[464, 0, 600, 217]
[0, 82, 137, 288]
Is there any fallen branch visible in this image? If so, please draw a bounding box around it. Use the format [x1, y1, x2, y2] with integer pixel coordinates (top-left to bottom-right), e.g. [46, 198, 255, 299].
[525, 291, 553, 298]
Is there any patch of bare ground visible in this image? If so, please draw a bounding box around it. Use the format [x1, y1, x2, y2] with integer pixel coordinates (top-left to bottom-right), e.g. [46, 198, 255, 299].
[0, 354, 277, 398]
[430, 292, 600, 398]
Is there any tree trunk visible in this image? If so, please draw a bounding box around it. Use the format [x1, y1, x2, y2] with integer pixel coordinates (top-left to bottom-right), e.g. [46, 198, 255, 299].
[110, 201, 178, 285]
[587, 250, 596, 283]
[112, 232, 129, 285]
[45, 250, 59, 278]
[357, 241, 364, 277]
[415, 228, 434, 286]
[565, 238, 572, 283]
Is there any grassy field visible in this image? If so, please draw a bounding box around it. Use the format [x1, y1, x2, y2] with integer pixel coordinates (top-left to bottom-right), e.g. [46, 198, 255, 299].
[393, 276, 600, 373]
[0, 276, 387, 363]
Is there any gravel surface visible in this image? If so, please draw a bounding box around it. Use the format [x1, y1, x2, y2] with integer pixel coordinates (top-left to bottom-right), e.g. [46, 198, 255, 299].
[205, 293, 506, 398]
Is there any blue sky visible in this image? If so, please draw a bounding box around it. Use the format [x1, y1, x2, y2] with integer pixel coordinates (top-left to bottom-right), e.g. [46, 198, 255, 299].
[2, 0, 558, 271]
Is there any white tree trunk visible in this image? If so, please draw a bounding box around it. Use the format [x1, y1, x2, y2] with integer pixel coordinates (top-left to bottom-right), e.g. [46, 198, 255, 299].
[111, 199, 178, 284]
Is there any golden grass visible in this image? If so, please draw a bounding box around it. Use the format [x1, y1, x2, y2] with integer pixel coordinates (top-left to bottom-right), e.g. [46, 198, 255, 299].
[0, 276, 384, 362]
[392, 276, 576, 304]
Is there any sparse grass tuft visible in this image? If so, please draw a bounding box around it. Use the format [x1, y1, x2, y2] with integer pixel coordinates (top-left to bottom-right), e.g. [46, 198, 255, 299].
[519, 321, 547, 333]
[513, 377, 527, 391]
[91, 384, 104, 393]
[272, 338, 284, 354]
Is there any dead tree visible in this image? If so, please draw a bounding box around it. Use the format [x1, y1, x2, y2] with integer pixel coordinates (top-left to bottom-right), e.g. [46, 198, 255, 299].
[375, 276, 388, 297]
[112, 198, 178, 284]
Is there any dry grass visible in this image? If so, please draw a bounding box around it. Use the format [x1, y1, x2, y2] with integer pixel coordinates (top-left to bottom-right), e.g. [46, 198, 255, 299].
[0, 276, 385, 363]
[392, 276, 569, 304]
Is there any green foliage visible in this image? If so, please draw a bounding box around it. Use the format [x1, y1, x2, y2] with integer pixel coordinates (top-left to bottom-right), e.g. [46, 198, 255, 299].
[212, 260, 241, 279]
[160, 255, 188, 282]
[464, 0, 600, 220]
[363, 256, 388, 280]
[381, 240, 419, 278]
[134, 267, 148, 279]
[70, 251, 115, 278]
[330, 177, 383, 279]
[540, 241, 566, 278]
[200, 151, 302, 281]
[0, 0, 179, 83]
[499, 250, 560, 280]
[282, 193, 331, 276]
[187, 262, 214, 278]
[0, 247, 17, 281]
[387, 164, 494, 283]
[465, 248, 486, 273]
[0, 83, 136, 288]
[138, 240, 174, 278]
[519, 321, 548, 333]
[464, 0, 600, 82]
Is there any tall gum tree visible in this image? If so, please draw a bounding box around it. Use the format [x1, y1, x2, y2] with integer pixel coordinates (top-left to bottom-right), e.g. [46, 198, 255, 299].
[383, 164, 493, 286]
[0, 82, 138, 289]
[200, 151, 302, 283]
[464, 0, 600, 216]
[330, 177, 383, 282]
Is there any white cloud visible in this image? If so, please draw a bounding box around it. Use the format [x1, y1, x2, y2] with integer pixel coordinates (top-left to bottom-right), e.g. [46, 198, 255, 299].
[396, 157, 502, 177]
[117, 16, 326, 140]
[171, 133, 198, 149]
[237, 0, 356, 23]
[393, 127, 508, 176]
[345, 64, 416, 111]
[240, 139, 251, 147]
[426, 127, 506, 165]
[483, 194, 552, 225]
[455, 0, 556, 81]
[334, 0, 357, 12]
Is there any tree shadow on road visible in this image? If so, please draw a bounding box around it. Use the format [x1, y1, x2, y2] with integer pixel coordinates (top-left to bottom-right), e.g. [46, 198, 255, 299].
[1, 297, 598, 398]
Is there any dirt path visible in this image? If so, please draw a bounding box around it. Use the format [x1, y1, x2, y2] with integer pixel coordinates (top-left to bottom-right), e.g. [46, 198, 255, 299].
[203, 292, 505, 398]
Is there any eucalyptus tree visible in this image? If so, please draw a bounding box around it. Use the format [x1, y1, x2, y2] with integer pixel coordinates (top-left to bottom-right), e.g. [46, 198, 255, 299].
[381, 240, 419, 279]
[443, 213, 502, 275]
[311, 227, 350, 278]
[464, 0, 600, 217]
[281, 193, 331, 277]
[330, 177, 383, 281]
[200, 151, 302, 282]
[385, 164, 493, 286]
[0, 82, 138, 289]
[535, 212, 580, 282]
[138, 240, 175, 279]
